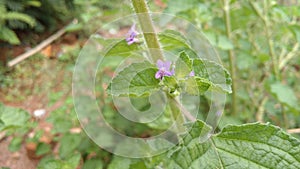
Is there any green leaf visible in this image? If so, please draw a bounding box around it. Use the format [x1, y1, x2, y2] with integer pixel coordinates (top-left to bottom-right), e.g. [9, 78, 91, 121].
[159, 30, 197, 58]
[91, 35, 140, 57]
[108, 156, 131, 169]
[289, 25, 300, 43]
[105, 39, 140, 57]
[270, 83, 299, 110]
[175, 52, 192, 79]
[8, 137, 22, 152]
[184, 77, 211, 95]
[36, 142, 51, 156]
[0, 105, 30, 131]
[4, 12, 36, 27]
[83, 159, 103, 169]
[0, 26, 20, 45]
[26, 1, 42, 7]
[66, 153, 81, 169]
[59, 133, 82, 158]
[108, 156, 148, 169]
[107, 61, 160, 97]
[159, 0, 200, 25]
[37, 153, 80, 169]
[166, 120, 300, 169]
[162, 76, 179, 92]
[192, 59, 232, 93]
[192, 59, 209, 79]
[147, 104, 173, 130]
[217, 35, 234, 50]
[38, 160, 64, 169]
[65, 23, 83, 32]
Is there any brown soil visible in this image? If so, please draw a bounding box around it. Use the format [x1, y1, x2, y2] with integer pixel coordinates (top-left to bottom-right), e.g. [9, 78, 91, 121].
[0, 137, 39, 169]
[0, 31, 78, 168]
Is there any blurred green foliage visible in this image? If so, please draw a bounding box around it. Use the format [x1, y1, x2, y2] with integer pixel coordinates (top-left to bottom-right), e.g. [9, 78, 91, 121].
[161, 0, 300, 128]
[0, 0, 300, 168]
[0, 0, 74, 44]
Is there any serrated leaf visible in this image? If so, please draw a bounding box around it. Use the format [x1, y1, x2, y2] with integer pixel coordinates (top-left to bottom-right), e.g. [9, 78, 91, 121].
[192, 59, 208, 78]
[193, 59, 232, 93]
[166, 120, 300, 169]
[175, 52, 192, 79]
[184, 77, 211, 95]
[107, 61, 160, 97]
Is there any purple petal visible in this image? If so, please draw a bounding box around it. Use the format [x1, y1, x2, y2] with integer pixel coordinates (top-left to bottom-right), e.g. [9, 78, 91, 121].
[126, 37, 132, 42]
[157, 60, 164, 69]
[129, 32, 137, 38]
[155, 70, 162, 79]
[164, 61, 172, 70]
[127, 40, 135, 45]
[126, 24, 139, 45]
[164, 71, 173, 76]
[189, 71, 195, 77]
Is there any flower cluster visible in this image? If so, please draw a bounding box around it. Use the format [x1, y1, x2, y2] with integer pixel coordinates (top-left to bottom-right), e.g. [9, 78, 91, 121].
[155, 60, 194, 80]
[126, 24, 139, 45]
[125, 24, 195, 79]
[155, 60, 174, 80]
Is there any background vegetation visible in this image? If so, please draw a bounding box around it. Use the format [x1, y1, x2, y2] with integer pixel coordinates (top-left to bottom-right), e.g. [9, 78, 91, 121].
[0, 0, 299, 168]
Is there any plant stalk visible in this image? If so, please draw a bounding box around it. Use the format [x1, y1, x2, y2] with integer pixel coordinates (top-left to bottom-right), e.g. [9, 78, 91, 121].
[171, 97, 196, 122]
[223, 0, 237, 115]
[131, 0, 164, 62]
[168, 96, 187, 133]
[131, 0, 188, 132]
[250, 0, 280, 80]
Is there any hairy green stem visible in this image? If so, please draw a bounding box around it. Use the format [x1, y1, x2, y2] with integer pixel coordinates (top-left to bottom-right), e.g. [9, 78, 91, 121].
[171, 97, 196, 122]
[223, 0, 237, 115]
[168, 96, 187, 133]
[131, 0, 164, 62]
[131, 0, 188, 132]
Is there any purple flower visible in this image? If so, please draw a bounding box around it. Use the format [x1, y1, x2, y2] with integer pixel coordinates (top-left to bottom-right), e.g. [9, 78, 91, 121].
[155, 60, 174, 80]
[126, 24, 139, 45]
[189, 71, 195, 77]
